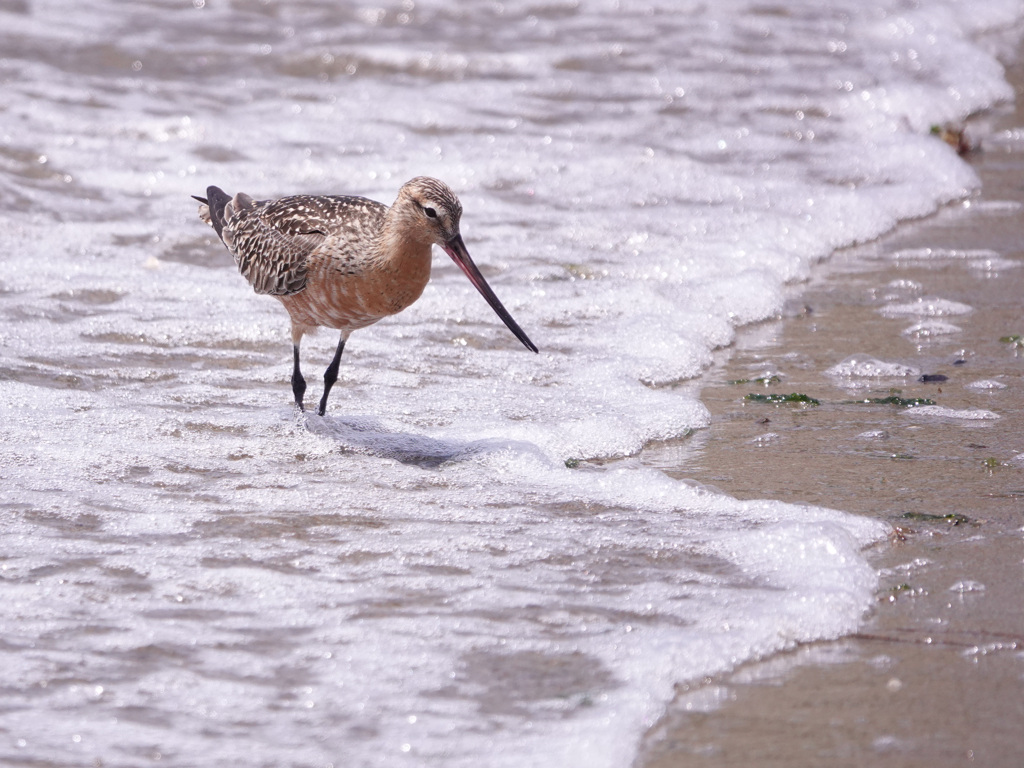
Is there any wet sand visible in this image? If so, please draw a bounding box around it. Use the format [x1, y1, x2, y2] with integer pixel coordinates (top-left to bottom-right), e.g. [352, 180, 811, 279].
[637, 45, 1024, 768]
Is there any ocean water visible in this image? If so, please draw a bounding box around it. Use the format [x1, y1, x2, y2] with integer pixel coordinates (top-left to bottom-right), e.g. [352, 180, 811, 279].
[0, 1, 1020, 766]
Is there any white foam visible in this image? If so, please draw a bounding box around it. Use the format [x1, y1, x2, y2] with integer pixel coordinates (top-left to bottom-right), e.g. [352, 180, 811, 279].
[902, 320, 964, 338]
[887, 278, 923, 292]
[826, 355, 921, 379]
[881, 297, 974, 318]
[889, 247, 1021, 272]
[906, 405, 1001, 420]
[892, 247, 1003, 261]
[857, 430, 890, 440]
[966, 379, 1007, 391]
[949, 579, 986, 593]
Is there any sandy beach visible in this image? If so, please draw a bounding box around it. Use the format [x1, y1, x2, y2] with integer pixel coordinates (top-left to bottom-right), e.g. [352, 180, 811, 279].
[637, 40, 1024, 768]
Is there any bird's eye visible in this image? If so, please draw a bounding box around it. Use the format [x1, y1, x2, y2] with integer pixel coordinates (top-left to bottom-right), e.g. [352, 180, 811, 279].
[423, 206, 438, 219]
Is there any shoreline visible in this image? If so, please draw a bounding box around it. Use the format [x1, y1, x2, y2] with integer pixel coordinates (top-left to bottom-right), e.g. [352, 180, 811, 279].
[636, 39, 1024, 768]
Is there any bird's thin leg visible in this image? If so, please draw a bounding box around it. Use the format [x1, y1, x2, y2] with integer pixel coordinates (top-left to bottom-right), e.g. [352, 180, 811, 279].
[291, 344, 307, 411]
[318, 335, 347, 416]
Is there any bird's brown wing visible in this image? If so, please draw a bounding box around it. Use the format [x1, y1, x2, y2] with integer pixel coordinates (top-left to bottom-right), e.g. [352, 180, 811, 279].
[221, 194, 387, 296]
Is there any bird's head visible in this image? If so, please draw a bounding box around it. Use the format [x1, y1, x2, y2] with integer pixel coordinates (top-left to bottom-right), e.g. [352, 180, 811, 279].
[394, 176, 464, 246]
[392, 176, 537, 354]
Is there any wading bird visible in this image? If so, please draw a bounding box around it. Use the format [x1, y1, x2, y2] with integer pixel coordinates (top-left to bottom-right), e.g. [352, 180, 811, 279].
[194, 177, 537, 415]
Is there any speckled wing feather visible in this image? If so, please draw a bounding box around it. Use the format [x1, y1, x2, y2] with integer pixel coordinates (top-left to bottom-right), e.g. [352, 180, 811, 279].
[220, 193, 387, 296]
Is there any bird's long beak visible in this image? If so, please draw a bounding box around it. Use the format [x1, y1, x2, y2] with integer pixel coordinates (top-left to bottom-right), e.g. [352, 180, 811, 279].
[442, 234, 538, 353]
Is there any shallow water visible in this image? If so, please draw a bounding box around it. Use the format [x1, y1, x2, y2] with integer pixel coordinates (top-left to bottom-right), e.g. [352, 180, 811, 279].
[1, 1, 1021, 766]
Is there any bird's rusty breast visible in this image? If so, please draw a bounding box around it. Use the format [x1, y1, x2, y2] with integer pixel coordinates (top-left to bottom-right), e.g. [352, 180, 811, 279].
[284, 177, 467, 330]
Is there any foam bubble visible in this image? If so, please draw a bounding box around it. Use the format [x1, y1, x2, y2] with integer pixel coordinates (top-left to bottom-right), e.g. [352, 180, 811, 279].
[902, 320, 964, 338]
[892, 247, 1003, 261]
[966, 379, 1007, 391]
[826, 355, 921, 379]
[881, 298, 974, 318]
[906, 406, 1000, 420]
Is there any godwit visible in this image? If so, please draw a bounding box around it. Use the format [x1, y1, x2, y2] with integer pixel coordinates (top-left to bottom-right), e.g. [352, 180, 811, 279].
[193, 177, 537, 415]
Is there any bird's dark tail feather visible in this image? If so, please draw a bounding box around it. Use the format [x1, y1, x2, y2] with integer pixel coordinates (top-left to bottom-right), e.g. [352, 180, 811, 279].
[194, 186, 232, 239]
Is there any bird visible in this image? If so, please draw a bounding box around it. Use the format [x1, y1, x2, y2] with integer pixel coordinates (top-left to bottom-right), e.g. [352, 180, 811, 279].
[193, 177, 538, 416]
